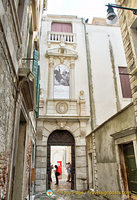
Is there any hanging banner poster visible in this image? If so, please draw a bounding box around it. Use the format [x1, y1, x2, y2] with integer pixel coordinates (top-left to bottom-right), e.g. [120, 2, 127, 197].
[54, 65, 69, 99]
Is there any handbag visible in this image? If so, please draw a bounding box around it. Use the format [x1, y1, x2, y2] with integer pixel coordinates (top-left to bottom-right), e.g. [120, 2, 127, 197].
[57, 172, 60, 176]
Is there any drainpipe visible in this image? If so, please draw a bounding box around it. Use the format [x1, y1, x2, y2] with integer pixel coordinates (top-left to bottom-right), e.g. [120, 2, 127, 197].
[81, 18, 94, 130]
[81, 18, 95, 191]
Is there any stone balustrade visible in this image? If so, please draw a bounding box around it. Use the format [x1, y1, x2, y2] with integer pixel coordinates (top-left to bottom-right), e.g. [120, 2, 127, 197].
[47, 31, 76, 44]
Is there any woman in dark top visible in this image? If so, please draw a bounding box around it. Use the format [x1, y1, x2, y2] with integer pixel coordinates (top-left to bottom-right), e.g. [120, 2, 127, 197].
[54, 165, 59, 185]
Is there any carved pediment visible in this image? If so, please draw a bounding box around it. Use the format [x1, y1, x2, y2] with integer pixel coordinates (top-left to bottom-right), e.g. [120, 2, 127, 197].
[46, 47, 78, 59]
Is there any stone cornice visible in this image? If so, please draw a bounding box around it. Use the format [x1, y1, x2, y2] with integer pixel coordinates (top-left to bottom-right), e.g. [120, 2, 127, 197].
[37, 116, 90, 121]
[110, 127, 137, 139]
[46, 47, 78, 59]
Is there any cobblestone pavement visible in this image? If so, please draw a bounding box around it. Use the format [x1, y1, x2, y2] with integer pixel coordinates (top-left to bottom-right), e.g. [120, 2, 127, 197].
[34, 190, 109, 200]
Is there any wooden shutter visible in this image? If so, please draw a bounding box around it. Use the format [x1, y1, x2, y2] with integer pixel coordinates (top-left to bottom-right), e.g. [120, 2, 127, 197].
[51, 22, 72, 33]
[119, 67, 132, 98]
[33, 50, 40, 117]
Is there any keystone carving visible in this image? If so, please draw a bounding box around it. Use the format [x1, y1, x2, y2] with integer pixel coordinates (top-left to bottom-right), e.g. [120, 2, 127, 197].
[57, 121, 67, 129]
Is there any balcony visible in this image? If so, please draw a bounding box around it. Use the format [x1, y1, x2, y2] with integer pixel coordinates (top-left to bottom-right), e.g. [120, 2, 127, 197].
[47, 31, 76, 48]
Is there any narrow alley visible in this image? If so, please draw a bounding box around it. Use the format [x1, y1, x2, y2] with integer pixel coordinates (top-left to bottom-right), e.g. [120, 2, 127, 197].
[0, 0, 137, 200]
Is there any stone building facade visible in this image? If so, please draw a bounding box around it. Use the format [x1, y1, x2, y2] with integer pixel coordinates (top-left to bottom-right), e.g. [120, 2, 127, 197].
[115, 1, 137, 121]
[35, 14, 133, 197]
[35, 14, 91, 193]
[0, 0, 46, 199]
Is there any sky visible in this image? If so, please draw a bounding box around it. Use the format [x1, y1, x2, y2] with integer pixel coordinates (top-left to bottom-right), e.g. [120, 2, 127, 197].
[46, 0, 116, 23]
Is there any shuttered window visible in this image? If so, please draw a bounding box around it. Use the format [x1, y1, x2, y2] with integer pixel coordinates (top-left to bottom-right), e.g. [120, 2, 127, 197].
[119, 67, 132, 98]
[51, 22, 72, 33]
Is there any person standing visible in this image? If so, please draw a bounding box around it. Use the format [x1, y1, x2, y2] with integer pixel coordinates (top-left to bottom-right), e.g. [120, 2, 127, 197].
[50, 163, 53, 182]
[54, 165, 59, 185]
[66, 162, 71, 182]
[68, 163, 72, 182]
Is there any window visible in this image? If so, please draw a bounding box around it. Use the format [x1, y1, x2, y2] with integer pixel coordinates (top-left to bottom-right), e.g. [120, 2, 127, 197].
[51, 22, 72, 33]
[119, 67, 132, 98]
[54, 65, 69, 99]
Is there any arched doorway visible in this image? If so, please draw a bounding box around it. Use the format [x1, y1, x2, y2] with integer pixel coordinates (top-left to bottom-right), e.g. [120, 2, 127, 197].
[47, 130, 75, 190]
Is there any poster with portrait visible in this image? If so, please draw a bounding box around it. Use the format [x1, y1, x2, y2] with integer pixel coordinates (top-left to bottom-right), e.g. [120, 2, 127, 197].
[54, 65, 69, 99]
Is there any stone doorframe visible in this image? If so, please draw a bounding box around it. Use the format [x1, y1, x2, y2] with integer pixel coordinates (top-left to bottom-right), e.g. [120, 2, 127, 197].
[111, 127, 137, 199]
[35, 116, 90, 193]
[47, 130, 75, 190]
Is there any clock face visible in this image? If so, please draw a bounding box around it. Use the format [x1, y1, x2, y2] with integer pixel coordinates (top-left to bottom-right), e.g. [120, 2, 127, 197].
[54, 65, 69, 99]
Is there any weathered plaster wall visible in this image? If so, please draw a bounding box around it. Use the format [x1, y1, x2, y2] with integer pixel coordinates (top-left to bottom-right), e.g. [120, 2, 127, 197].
[0, 22, 16, 199]
[0, 0, 40, 198]
[87, 103, 136, 200]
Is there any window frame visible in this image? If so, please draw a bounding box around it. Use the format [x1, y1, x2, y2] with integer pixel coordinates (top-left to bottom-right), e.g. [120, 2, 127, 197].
[118, 67, 132, 98]
[51, 22, 73, 33]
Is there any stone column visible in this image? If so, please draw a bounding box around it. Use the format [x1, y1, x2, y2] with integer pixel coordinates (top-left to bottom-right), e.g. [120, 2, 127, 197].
[35, 127, 47, 193]
[92, 133, 98, 190]
[69, 60, 75, 99]
[75, 143, 88, 191]
[48, 57, 54, 99]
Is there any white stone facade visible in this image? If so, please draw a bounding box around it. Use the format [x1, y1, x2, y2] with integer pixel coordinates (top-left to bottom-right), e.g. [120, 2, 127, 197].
[35, 14, 132, 193]
[36, 14, 91, 192]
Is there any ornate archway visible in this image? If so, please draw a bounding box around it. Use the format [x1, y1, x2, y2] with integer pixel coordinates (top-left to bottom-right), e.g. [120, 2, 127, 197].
[47, 130, 75, 189]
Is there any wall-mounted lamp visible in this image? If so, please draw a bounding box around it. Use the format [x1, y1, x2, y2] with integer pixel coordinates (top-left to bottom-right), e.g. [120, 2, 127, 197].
[106, 4, 137, 24]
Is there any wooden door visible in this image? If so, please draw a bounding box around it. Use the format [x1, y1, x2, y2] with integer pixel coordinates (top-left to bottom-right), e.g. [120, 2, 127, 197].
[123, 143, 137, 195]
